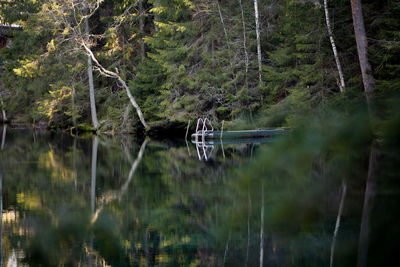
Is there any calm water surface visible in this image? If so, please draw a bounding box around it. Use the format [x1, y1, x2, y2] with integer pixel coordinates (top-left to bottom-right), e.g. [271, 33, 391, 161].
[0, 123, 398, 266]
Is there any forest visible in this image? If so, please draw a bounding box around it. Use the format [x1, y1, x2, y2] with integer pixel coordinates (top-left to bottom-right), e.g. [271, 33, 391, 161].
[0, 1, 400, 265]
[0, 0, 399, 134]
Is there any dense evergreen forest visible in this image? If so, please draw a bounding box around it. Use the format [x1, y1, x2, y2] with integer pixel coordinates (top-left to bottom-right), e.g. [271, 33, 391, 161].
[0, 0, 399, 134]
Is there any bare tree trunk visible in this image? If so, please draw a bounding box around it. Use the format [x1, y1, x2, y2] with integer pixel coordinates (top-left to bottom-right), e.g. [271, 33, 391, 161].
[350, 0, 375, 109]
[84, 2, 99, 131]
[357, 141, 378, 267]
[139, 0, 146, 61]
[254, 0, 262, 85]
[324, 0, 345, 92]
[82, 43, 149, 129]
[153, 0, 160, 32]
[239, 0, 249, 78]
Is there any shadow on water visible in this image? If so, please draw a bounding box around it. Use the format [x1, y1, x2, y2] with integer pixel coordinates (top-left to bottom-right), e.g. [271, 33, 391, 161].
[0, 100, 399, 266]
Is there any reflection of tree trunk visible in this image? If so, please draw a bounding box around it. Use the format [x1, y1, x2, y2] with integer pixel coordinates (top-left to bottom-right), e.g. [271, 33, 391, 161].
[121, 139, 149, 194]
[91, 136, 99, 214]
[259, 182, 264, 267]
[144, 230, 149, 267]
[73, 136, 78, 191]
[330, 180, 347, 267]
[1, 125, 6, 150]
[357, 142, 378, 267]
[246, 192, 252, 267]
[91, 139, 149, 225]
[0, 164, 3, 267]
[223, 232, 231, 266]
[89, 136, 99, 267]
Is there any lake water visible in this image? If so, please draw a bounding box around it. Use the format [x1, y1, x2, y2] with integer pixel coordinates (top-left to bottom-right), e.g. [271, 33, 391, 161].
[0, 121, 398, 266]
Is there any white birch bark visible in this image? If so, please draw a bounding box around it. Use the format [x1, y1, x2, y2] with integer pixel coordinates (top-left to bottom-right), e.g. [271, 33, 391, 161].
[254, 0, 262, 84]
[84, 1, 99, 130]
[82, 43, 149, 129]
[324, 0, 345, 92]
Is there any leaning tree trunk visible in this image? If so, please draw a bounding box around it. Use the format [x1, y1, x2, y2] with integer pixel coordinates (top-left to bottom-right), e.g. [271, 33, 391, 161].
[350, 0, 375, 110]
[254, 0, 262, 85]
[324, 0, 345, 92]
[84, 1, 99, 131]
[82, 43, 149, 129]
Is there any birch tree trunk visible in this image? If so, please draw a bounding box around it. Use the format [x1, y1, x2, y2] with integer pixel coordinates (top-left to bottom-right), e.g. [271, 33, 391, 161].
[82, 43, 149, 129]
[350, 0, 375, 109]
[239, 0, 249, 77]
[139, 0, 146, 61]
[324, 0, 345, 92]
[254, 0, 262, 84]
[84, 1, 99, 131]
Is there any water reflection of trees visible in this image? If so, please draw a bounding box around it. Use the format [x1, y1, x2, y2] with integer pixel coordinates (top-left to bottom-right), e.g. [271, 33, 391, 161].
[0, 103, 399, 266]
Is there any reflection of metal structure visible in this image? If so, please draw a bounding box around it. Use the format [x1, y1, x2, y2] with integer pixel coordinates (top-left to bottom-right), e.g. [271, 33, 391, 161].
[191, 118, 215, 161]
[195, 141, 214, 161]
[191, 117, 283, 161]
[192, 118, 214, 144]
